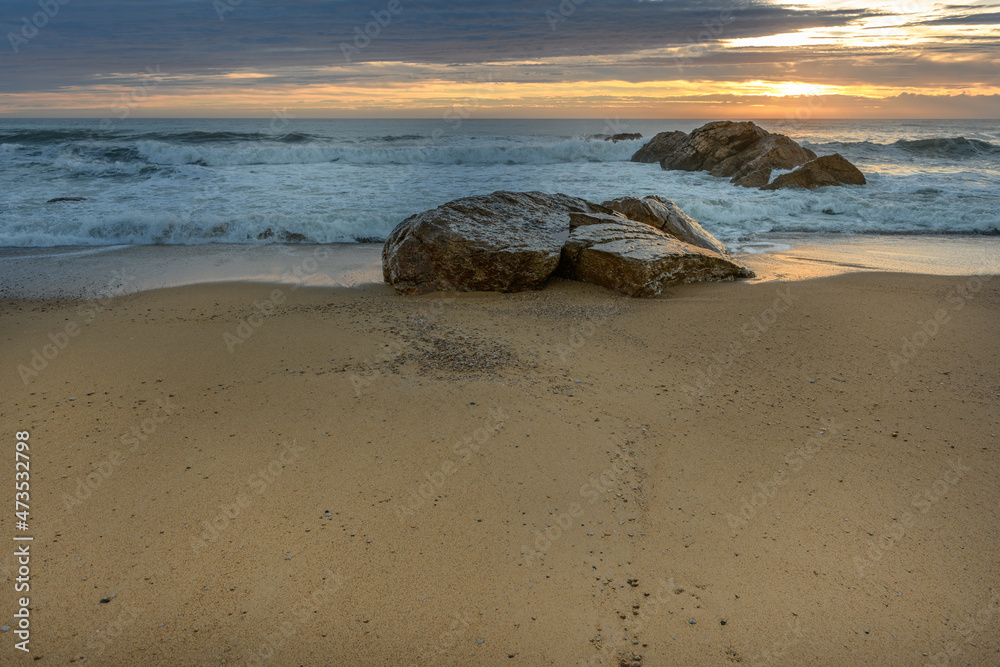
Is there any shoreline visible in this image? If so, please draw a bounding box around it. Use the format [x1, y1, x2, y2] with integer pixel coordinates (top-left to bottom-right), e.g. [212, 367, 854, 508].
[2, 234, 999, 300]
[1, 272, 997, 665]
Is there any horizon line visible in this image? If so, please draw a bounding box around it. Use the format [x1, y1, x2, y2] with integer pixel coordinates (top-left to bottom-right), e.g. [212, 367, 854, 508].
[3, 116, 998, 121]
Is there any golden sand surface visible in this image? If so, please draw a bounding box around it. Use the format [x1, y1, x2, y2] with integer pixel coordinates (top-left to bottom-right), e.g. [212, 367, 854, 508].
[1, 272, 998, 665]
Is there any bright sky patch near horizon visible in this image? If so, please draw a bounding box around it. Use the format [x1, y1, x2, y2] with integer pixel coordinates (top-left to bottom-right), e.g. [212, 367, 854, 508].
[1, 0, 998, 119]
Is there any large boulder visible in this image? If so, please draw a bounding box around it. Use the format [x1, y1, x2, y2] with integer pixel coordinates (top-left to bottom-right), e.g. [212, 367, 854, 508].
[560, 214, 753, 297]
[724, 134, 818, 188]
[659, 121, 817, 183]
[630, 131, 687, 163]
[762, 154, 867, 190]
[382, 191, 608, 295]
[383, 191, 753, 297]
[630, 122, 817, 187]
[601, 195, 730, 256]
[658, 121, 770, 172]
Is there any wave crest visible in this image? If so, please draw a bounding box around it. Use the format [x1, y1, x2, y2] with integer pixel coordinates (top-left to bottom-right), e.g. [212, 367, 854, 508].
[810, 136, 999, 160]
[133, 138, 638, 167]
[895, 137, 999, 158]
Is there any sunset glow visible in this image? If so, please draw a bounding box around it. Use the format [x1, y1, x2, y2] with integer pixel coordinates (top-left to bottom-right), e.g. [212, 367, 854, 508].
[1, 0, 998, 118]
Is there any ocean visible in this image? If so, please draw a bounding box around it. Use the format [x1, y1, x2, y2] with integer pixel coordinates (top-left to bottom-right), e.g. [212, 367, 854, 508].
[1, 118, 998, 249]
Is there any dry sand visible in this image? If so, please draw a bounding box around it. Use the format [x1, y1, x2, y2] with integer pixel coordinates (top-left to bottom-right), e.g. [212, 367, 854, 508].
[1, 271, 998, 665]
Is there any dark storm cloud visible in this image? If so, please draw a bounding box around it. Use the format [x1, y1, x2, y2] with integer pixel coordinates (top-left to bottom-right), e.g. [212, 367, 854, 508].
[0, 0, 871, 92]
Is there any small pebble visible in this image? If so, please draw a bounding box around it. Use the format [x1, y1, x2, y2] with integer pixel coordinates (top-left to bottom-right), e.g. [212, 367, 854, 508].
[0, 626, 9, 632]
[689, 619, 696, 625]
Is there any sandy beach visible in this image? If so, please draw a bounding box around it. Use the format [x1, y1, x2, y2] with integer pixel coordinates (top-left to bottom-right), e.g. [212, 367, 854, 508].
[2, 262, 998, 665]
[6, 0, 1000, 660]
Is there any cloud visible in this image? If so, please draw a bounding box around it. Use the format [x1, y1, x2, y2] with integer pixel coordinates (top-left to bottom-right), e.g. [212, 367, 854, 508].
[0, 0, 870, 89]
[914, 9, 1000, 25]
[0, 0, 998, 116]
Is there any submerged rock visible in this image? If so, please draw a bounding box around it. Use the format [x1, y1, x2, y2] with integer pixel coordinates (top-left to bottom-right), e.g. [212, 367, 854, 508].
[383, 191, 753, 297]
[606, 133, 643, 143]
[256, 228, 309, 242]
[762, 153, 867, 190]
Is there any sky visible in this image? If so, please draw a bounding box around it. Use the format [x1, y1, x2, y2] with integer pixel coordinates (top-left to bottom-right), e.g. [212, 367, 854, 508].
[1, 0, 998, 118]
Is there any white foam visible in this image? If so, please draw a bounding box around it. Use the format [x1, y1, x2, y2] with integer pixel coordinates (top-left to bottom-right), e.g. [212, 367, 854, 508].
[134, 138, 641, 167]
[1, 119, 998, 248]
[2, 245, 130, 260]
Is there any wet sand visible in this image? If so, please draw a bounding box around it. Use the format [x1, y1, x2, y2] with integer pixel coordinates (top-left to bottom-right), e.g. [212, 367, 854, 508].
[1, 267, 998, 665]
[2, 234, 999, 299]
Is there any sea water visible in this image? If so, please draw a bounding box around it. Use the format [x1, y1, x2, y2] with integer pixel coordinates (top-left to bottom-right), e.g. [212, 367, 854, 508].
[1, 118, 998, 248]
